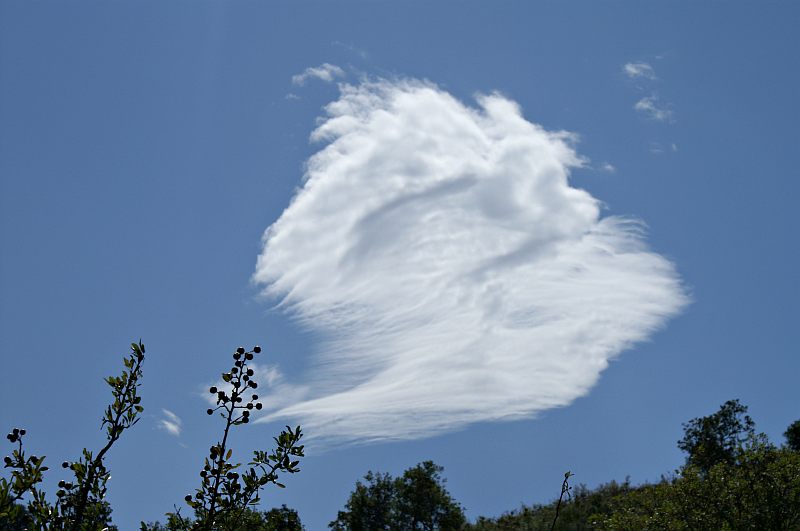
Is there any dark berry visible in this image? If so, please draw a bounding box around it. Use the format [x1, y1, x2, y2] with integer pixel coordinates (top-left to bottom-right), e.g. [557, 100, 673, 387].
[245, 353, 254, 360]
[256, 403, 263, 410]
[210, 386, 217, 394]
[62, 461, 69, 468]
[253, 346, 261, 353]
[236, 347, 245, 354]
[207, 409, 213, 415]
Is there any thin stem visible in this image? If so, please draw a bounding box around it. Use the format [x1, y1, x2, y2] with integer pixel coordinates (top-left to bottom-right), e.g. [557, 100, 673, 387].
[550, 472, 572, 531]
[205, 355, 250, 528]
[205, 406, 234, 528]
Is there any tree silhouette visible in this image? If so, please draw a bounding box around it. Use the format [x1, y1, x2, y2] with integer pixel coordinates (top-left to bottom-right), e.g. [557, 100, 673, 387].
[677, 399, 755, 473]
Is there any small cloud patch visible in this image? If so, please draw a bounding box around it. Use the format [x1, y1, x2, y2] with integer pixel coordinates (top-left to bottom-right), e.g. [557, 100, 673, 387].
[634, 96, 673, 122]
[158, 409, 182, 437]
[623, 62, 656, 80]
[291, 63, 345, 86]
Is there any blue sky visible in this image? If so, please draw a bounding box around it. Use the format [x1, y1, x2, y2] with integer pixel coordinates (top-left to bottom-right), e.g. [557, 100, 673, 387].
[1, 2, 798, 529]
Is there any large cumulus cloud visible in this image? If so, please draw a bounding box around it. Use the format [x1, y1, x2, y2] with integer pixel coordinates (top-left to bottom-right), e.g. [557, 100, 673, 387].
[253, 79, 688, 443]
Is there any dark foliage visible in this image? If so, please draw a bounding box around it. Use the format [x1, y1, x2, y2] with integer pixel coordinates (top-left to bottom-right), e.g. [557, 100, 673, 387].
[143, 505, 304, 531]
[785, 419, 800, 452]
[330, 461, 466, 530]
[677, 399, 755, 473]
[468, 401, 800, 530]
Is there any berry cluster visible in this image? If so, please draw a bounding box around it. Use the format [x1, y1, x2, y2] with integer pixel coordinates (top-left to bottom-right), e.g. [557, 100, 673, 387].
[2, 425, 54, 524]
[6, 427, 26, 444]
[3, 428, 26, 468]
[205, 345, 264, 424]
[4, 428, 26, 467]
[2, 429, 40, 472]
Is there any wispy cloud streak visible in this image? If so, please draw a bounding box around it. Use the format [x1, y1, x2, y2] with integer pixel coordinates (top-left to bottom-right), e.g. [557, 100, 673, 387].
[158, 409, 182, 437]
[254, 78, 688, 444]
[291, 63, 345, 86]
[623, 62, 656, 80]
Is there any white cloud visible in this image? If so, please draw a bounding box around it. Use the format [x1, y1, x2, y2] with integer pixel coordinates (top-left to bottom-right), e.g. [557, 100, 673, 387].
[600, 162, 616, 173]
[291, 63, 345, 86]
[158, 409, 182, 437]
[634, 96, 673, 122]
[254, 78, 688, 444]
[623, 62, 656, 80]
